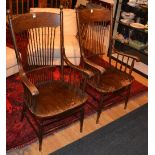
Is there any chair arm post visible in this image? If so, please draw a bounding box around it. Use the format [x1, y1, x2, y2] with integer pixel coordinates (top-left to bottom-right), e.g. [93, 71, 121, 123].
[64, 57, 94, 79]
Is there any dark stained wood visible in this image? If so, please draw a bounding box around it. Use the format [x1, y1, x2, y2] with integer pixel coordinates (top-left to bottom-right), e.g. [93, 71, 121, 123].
[7, 7, 91, 151]
[89, 0, 113, 9]
[7, 0, 35, 14]
[11, 12, 61, 33]
[16, 0, 19, 14]
[74, 4, 140, 123]
[38, 0, 72, 8]
[77, 8, 111, 23]
[6, 0, 72, 15]
[38, 0, 47, 7]
[88, 68, 134, 93]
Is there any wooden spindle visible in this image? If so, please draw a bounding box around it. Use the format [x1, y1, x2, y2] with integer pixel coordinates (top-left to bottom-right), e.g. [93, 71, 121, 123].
[9, 0, 13, 14]
[120, 55, 124, 71]
[32, 0, 34, 7]
[52, 28, 56, 67]
[125, 57, 129, 73]
[129, 60, 134, 75]
[115, 53, 119, 68]
[22, 0, 24, 14]
[27, 0, 29, 12]
[16, 0, 19, 14]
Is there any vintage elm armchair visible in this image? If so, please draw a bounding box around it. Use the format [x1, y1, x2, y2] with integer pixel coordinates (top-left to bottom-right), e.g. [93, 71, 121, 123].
[7, 7, 93, 151]
[74, 7, 140, 123]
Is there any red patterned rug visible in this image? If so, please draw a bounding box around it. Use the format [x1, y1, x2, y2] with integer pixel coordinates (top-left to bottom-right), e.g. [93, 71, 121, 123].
[6, 71, 147, 151]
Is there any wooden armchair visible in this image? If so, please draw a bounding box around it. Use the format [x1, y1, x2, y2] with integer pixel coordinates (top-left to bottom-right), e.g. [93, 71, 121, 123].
[7, 7, 93, 151]
[75, 7, 140, 123]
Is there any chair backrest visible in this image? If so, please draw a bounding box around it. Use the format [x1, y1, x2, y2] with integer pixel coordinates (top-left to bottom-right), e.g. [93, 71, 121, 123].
[76, 7, 113, 59]
[87, 0, 112, 9]
[7, 9, 64, 74]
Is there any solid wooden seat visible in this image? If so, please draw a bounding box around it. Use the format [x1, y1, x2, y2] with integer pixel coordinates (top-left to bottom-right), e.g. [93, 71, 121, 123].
[89, 67, 134, 93]
[31, 81, 88, 117]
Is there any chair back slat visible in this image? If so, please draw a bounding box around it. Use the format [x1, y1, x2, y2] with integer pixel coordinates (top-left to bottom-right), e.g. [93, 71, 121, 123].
[16, 0, 19, 14]
[22, 0, 24, 14]
[27, 0, 30, 12]
[21, 27, 57, 67]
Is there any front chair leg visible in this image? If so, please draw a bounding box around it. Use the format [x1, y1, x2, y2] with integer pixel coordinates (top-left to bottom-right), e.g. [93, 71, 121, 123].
[124, 96, 129, 109]
[96, 109, 102, 124]
[80, 108, 84, 132]
[124, 85, 131, 109]
[38, 127, 43, 151]
[96, 96, 104, 124]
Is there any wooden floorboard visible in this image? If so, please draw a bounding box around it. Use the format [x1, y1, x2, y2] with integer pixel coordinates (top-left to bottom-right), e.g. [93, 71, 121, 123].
[7, 69, 148, 155]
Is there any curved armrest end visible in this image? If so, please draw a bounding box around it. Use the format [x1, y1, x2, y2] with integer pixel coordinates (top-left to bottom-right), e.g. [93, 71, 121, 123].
[20, 74, 39, 96]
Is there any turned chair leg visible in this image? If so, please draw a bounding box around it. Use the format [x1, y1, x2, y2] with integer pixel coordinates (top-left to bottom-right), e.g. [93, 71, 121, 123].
[96, 96, 104, 124]
[124, 96, 129, 109]
[124, 86, 131, 109]
[39, 128, 43, 152]
[80, 108, 84, 132]
[96, 109, 102, 124]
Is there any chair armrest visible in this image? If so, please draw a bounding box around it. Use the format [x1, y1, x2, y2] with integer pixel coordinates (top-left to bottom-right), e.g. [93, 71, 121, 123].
[83, 58, 106, 74]
[20, 73, 39, 96]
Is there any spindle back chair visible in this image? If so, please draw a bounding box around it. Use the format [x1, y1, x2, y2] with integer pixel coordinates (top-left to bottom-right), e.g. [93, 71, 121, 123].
[75, 7, 140, 123]
[7, 7, 92, 151]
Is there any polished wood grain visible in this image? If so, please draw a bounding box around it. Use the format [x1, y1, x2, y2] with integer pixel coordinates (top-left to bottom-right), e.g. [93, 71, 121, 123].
[11, 12, 60, 34]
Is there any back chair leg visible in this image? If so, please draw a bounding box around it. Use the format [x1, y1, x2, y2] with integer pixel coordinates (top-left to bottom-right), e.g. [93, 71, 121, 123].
[21, 103, 26, 122]
[80, 108, 84, 132]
